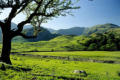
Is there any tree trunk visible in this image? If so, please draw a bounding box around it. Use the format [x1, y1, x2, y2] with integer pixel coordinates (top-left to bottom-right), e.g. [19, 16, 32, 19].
[0, 33, 12, 65]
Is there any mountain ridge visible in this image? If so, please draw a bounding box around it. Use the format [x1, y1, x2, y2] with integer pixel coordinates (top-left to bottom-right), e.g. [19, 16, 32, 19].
[0, 23, 120, 42]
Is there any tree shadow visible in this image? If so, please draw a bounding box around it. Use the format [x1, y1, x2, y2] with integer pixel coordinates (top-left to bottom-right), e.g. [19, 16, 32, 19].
[8, 66, 32, 72]
[32, 74, 84, 80]
[0, 63, 32, 72]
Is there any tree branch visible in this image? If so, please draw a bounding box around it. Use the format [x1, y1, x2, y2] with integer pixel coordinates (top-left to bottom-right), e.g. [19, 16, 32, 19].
[16, 0, 31, 14]
[5, 7, 18, 23]
[18, 33, 37, 39]
[0, 21, 4, 27]
[16, 0, 44, 33]
[35, 13, 55, 17]
[5, 0, 31, 23]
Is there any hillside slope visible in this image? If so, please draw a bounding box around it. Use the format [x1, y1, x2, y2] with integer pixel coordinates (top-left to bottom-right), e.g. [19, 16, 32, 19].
[84, 23, 120, 35]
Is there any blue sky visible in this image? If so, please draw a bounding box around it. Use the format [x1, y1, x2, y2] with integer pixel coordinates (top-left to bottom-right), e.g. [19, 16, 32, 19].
[0, 0, 120, 30]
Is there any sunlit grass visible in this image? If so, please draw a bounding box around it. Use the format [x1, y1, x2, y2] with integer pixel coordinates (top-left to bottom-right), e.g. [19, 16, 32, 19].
[1, 51, 120, 80]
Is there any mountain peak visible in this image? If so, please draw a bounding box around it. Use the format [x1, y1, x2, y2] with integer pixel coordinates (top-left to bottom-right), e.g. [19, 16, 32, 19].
[92, 23, 120, 29]
[104, 23, 119, 27]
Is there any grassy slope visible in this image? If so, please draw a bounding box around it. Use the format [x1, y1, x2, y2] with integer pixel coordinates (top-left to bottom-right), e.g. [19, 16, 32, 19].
[11, 35, 89, 52]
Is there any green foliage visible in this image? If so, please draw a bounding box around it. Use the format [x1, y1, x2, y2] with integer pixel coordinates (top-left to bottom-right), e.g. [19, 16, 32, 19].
[105, 43, 117, 51]
[84, 32, 120, 51]
[87, 43, 98, 51]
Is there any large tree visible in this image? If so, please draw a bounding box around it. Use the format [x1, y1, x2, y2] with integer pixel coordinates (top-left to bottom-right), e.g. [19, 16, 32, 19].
[0, 0, 80, 64]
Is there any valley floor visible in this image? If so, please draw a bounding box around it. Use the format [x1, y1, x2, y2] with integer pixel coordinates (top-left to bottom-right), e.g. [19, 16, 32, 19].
[1, 51, 120, 80]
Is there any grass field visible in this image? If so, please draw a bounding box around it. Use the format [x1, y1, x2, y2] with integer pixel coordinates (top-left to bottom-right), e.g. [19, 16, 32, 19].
[1, 51, 120, 80]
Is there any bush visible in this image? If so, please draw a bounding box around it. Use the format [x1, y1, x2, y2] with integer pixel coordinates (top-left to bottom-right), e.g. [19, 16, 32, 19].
[87, 43, 98, 51]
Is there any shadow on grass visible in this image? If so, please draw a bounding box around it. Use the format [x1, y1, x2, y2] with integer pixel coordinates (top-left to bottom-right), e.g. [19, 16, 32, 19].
[32, 74, 84, 80]
[0, 63, 32, 72]
[9, 66, 32, 72]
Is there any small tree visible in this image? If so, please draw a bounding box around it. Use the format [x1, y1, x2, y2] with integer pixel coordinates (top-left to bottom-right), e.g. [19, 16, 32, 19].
[0, 0, 80, 64]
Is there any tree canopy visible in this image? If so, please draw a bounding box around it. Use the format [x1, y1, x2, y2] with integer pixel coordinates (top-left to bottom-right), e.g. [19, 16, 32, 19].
[0, 0, 80, 37]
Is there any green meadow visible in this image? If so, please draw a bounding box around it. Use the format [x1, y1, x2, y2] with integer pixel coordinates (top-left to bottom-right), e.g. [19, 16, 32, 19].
[1, 49, 120, 80]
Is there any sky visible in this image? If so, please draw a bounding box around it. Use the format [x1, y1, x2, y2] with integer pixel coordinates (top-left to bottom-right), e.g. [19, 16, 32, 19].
[0, 0, 120, 30]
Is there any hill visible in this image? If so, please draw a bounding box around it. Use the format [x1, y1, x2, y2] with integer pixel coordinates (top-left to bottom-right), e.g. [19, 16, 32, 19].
[84, 23, 120, 35]
[46, 28, 57, 33]
[0, 23, 120, 42]
[11, 35, 89, 52]
[48, 27, 85, 35]
[13, 27, 59, 42]
[47, 23, 120, 36]
[11, 30, 120, 52]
